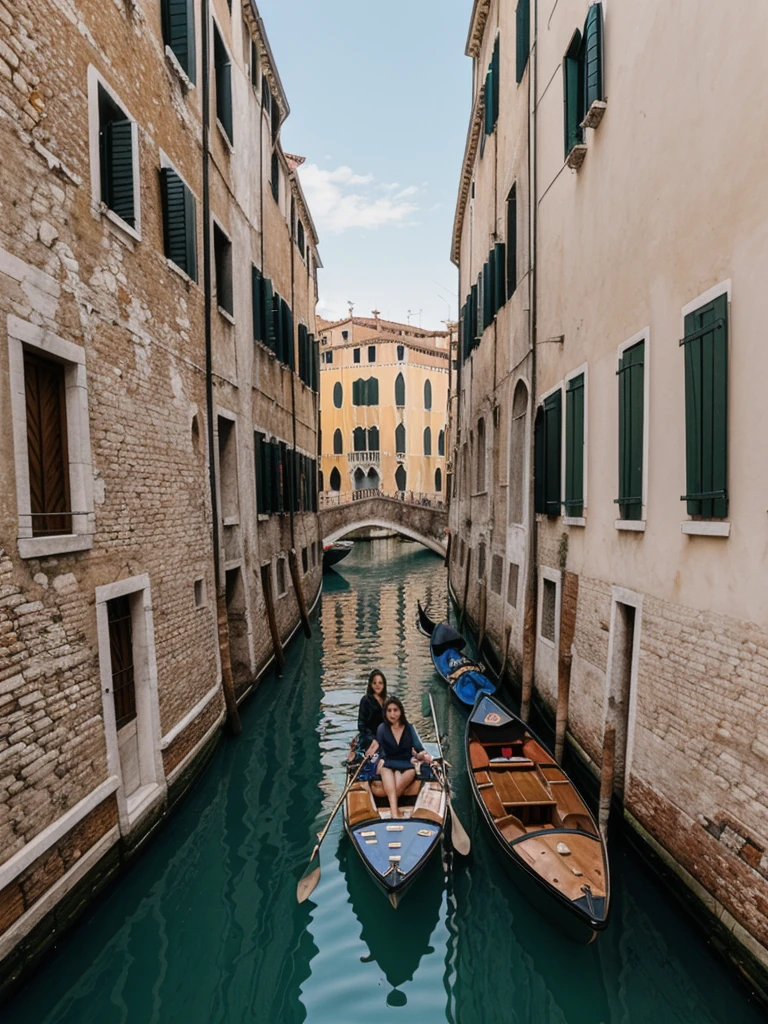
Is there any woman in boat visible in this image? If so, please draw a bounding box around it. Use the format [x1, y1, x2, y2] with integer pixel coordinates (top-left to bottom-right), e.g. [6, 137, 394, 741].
[368, 697, 432, 819]
[357, 668, 387, 752]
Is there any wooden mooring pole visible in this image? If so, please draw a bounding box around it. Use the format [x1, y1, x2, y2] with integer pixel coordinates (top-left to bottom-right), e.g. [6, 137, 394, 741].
[288, 549, 312, 638]
[599, 724, 616, 841]
[261, 563, 285, 674]
[216, 593, 242, 735]
[555, 571, 579, 763]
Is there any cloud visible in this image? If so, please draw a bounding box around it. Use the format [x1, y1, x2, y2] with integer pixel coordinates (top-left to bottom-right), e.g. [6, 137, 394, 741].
[298, 163, 419, 234]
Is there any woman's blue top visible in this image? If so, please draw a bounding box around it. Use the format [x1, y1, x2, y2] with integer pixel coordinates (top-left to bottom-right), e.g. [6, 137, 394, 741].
[376, 721, 423, 771]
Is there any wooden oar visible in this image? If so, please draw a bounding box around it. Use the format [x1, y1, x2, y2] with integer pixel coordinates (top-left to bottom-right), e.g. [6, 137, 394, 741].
[428, 693, 471, 856]
[296, 754, 369, 904]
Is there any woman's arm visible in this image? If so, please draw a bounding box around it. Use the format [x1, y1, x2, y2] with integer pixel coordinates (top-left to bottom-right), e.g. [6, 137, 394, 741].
[357, 695, 371, 737]
[409, 725, 431, 762]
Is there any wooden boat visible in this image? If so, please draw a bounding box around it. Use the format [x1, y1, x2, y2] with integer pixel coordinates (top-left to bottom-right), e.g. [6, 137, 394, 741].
[417, 602, 496, 706]
[343, 744, 447, 908]
[466, 694, 610, 941]
[322, 540, 353, 571]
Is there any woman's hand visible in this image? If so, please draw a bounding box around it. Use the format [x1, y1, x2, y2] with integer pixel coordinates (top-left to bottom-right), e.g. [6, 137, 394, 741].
[364, 740, 379, 758]
[413, 748, 432, 764]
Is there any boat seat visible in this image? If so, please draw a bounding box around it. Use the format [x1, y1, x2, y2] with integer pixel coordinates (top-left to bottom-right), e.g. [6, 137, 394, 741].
[479, 784, 505, 819]
[495, 813, 526, 841]
[563, 812, 597, 835]
[347, 786, 377, 827]
[474, 770, 492, 787]
[469, 741, 490, 770]
[522, 738, 555, 765]
[370, 780, 420, 799]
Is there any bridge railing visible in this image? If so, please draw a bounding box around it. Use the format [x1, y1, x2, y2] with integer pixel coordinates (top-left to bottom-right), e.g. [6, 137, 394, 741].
[319, 490, 446, 510]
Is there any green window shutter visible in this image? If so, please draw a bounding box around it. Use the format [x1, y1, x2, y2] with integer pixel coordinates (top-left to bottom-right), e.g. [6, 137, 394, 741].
[281, 299, 294, 369]
[214, 32, 233, 143]
[471, 284, 479, 346]
[516, 0, 530, 83]
[617, 341, 644, 520]
[312, 336, 319, 392]
[424, 427, 432, 456]
[255, 432, 266, 514]
[544, 390, 562, 515]
[352, 379, 360, 406]
[534, 407, 546, 513]
[162, 0, 196, 83]
[682, 294, 728, 518]
[161, 168, 196, 279]
[584, 3, 604, 111]
[297, 324, 307, 382]
[565, 374, 585, 517]
[487, 251, 496, 320]
[460, 303, 468, 361]
[563, 32, 584, 158]
[484, 64, 494, 135]
[492, 38, 500, 125]
[395, 423, 406, 454]
[263, 278, 275, 351]
[101, 120, 135, 226]
[506, 186, 517, 296]
[369, 377, 379, 405]
[494, 242, 506, 312]
[252, 266, 263, 342]
[395, 372, 405, 407]
[368, 426, 379, 452]
[354, 427, 365, 451]
[272, 293, 282, 359]
[483, 259, 493, 329]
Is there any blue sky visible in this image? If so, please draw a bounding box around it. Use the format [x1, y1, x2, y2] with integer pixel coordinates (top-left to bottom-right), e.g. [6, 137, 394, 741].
[257, 0, 471, 330]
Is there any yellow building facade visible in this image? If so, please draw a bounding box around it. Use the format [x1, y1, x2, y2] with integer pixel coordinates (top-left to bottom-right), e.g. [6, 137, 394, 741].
[319, 316, 449, 499]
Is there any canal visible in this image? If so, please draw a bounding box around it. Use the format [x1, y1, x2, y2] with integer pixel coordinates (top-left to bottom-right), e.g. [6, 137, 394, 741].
[5, 541, 764, 1023]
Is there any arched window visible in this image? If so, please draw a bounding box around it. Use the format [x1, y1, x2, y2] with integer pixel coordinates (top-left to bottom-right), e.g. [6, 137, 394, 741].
[367, 426, 379, 451]
[353, 467, 365, 491]
[333, 382, 343, 408]
[333, 428, 343, 454]
[424, 379, 432, 410]
[352, 377, 379, 406]
[395, 423, 406, 454]
[353, 426, 366, 452]
[423, 426, 432, 456]
[395, 372, 405, 407]
[435, 468, 442, 493]
[438, 429, 445, 456]
[366, 467, 380, 490]
[319, 470, 324, 491]
[476, 418, 486, 491]
[509, 379, 528, 524]
[329, 467, 341, 491]
[395, 465, 406, 491]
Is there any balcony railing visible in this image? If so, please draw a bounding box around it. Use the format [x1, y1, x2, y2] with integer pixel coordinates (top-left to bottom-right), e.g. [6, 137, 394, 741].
[347, 451, 385, 465]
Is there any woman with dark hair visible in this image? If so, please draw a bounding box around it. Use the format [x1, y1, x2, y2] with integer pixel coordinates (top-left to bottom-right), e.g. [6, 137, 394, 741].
[368, 696, 432, 819]
[356, 668, 387, 751]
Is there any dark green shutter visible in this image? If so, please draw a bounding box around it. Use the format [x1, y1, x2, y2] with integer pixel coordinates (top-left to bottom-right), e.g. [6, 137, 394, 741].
[161, 168, 196, 279]
[565, 374, 585, 517]
[101, 120, 135, 226]
[255, 432, 265, 514]
[395, 372, 405, 407]
[543, 391, 562, 515]
[162, 0, 196, 83]
[214, 32, 233, 143]
[492, 38, 500, 125]
[584, 3, 604, 111]
[506, 187, 517, 296]
[563, 33, 584, 157]
[534, 407, 546, 513]
[617, 341, 644, 520]
[368, 426, 379, 452]
[494, 242, 506, 312]
[369, 377, 379, 405]
[312, 336, 320, 392]
[352, 379, 360, 406]
[516, 0, 530, 83]
[682, 294, 728, 518]
[281, 299, 294, 369]
[297, 324, 307, 382]
[263, 279, 275, 351]
[252, 266, 263, 342]
[488, 251, 496, 320]
[484, 63, 494, 135]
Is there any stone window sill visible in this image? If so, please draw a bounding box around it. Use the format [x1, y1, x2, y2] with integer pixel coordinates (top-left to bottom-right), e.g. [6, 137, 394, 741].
[615, 519, 646, 532]
[216, 119, 234, 153]
[18, 533, 94, 560]
[222, 515, 239, 527]
[471, 489, 488, 498]
[164, 46, 194, 91]
[681, 521, 730, 537]
[563, 516, 585, 527]
[538, 635, 556, 650]
[218, 306, 235, 325]
[166, 258, 198, 287]
[103, 206, 141, 245]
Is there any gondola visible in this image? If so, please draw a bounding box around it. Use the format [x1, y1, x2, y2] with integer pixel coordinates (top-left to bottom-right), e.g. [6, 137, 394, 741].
[417, 602, 496, 705]
[466, 693, 610, 942]
[322, 540, 353, 571]
[343, 743, 447, 908]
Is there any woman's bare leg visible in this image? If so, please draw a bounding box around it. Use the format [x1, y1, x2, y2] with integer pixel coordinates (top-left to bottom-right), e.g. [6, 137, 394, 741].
[395, 768, 416, 800]
[379, 766, 400, 817]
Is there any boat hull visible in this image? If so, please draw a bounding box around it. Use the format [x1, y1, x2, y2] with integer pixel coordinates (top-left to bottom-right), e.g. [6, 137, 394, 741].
[323, 542, 353, 571]
[343, 815, 443, 907]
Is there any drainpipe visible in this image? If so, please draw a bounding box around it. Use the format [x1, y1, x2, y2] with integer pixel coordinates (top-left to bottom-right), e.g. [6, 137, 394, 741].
[520, 0, 539, 723]
[201, 0, 241, 734]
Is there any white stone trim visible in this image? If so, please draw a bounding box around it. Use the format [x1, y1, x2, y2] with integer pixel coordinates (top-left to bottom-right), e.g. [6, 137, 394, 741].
[95, 574, 167, 834]
[0, 776, 119, 892]
[604, 586, 644, 796]
[615, 519, 646, 532]
[681, 521, 731, 537]
[563, 516, 585, 527]
[681, 279, 732, 322]
[165, 709, 225, 786]
[161, 682, 221, 750]
[87, 65, 142, 240]
[537, 565, 561, 650]
[617, 327, 650, 520]
[7, 314, 95, 559]
[0, 826, 120, 962]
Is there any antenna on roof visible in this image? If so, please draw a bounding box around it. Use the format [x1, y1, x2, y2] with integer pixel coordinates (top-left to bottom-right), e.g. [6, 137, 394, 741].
[347, 301, 354, 318]
[407, 309, 412, 325]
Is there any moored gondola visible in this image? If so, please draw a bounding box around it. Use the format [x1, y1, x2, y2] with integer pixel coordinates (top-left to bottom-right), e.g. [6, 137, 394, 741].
[323, 540, 354, 571]
[417, 602, 496, 706]
[466, 693, 610, 942]
[343, 744, 447, 908]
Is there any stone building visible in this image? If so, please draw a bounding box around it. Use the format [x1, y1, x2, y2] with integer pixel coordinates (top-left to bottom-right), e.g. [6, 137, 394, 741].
[0, 0, 321, 995]
[449, 0, 768, 994]
[318, 315, 449, 501]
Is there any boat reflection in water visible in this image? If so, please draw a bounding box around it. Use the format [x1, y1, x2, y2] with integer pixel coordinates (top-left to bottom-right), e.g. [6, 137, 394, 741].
[338, 839, 445, 1007]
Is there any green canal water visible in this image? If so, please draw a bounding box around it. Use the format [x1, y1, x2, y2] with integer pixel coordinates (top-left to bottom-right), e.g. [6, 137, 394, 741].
[5, 541, 765, 1023]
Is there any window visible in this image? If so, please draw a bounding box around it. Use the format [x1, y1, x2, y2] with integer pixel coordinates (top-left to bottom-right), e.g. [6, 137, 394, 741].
[270, 293, 294, 368]
[194, 577, 205, 608]
[96, 83, 137, 229]
[484, 37, 499, 135]
[353, 426, 366, 452]
[297, 219, 305, 259]
[9, 318, 94, 559]
[541, 578, 557, 643]
[318, 470, 323, 492]
[478, 542, 486, 580]
[565, 373, 585, 517]
[333, 428, 343, 454]
[509, 379, 528, 524]
[491, 554, 503, 595]
[276, 557, 287, 596]
[108, 596, 137, 731]
[302, 547, 308, 574]
[217, 415, 239, 523]
[298, 324, 318, 389]
[423, 426, 432, 456]
[213, 25, 233, 144]
[476, 418, 486, 492]
[353, 347, 360, 363]
[424, 379, 432, 410]
[435, 467, 442, 493]
[563, 4, 603, 159]
[160, 166, 196, 280]
[329, 467, 341, 491]
[368, 345, 376, 363]
[395, 423, 406, 455]
[271, 91, 280, 142]
[617, 340, 645, 521]
[682, 293, 728, 518]
[161, 0, 196, 82]
[367, 426, 379, 452]
[395, 465, 406, 492]
[352, 378, 379, 406]
[506, 185, 517, 297]
[397, 345, 405, 361]
[213, 222, 233, 316]
[342, 330, 349, 341]
[438, 429, 445, 457]
[507, 563, 519, 607]
[395, 372, 405, 407]
[516, 0, 530, 83]
[271, 151, 280, 203]
[323, 350, 333, 364]
[333, 382, 343, 408]
[249, 38, 259, 90]
[534, 391, 562, 515]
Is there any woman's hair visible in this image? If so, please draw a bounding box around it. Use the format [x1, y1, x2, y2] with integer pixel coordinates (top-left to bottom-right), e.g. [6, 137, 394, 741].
[383, 695, 408, 725]
[366, 668, 388, 698]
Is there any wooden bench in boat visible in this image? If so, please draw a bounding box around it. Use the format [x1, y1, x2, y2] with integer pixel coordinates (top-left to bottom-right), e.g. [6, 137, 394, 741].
[412, 781, 444, 824]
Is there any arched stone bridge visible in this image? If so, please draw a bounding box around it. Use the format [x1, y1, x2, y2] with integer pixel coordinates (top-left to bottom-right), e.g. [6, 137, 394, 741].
[319, 492, 448, 556]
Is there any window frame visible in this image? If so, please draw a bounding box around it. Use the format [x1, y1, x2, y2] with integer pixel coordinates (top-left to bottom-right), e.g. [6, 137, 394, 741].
[159, 150, 198, 283]
[212, 217, 234, 319]
[538, 566, 561, 651]
[88, 66, 142, 242]
[212, 20, 234, 147]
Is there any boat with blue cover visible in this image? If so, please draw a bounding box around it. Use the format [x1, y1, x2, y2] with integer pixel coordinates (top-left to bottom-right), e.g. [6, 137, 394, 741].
[416, 603, 496, 706]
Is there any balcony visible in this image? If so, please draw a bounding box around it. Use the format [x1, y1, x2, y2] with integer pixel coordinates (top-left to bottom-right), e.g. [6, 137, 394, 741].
[347, 451, 384, 465]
